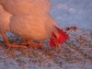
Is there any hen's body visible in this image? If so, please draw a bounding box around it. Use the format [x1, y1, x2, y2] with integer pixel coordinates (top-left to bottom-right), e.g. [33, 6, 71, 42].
[0, 0, 51, 14]
[1, 0, 57, 41]
[0, 4, 27, 48]
[0, 0, 68, 48]
[10, 14, 58, 41]
[0, 4, 11, 32]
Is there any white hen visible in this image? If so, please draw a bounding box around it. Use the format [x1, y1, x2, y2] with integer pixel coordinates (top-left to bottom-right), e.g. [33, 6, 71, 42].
[0, 0, 69, 48]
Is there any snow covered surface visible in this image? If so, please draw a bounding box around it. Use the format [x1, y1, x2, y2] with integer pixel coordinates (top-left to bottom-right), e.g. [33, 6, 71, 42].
[50, 0, 92, 30]
[0, 0, 92, 69]
[0, 27, 92, 69]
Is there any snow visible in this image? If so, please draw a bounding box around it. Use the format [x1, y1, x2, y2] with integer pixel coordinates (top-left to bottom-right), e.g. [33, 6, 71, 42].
[0, 27, 92, 69]
[0, 0, 92, 69]
[50, 0, 92, 30]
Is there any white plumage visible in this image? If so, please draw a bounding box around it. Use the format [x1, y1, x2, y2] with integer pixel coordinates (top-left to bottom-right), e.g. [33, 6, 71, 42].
[0, 0, 51, 14]
[0, 0, 68, 48]
[0, 5, 11, 32]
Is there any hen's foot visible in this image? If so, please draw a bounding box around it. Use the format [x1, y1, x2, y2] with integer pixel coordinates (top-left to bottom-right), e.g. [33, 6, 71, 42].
[22, 40, 43, 49]
[1, 32, 27, 49]
[7, 43, 27, 48]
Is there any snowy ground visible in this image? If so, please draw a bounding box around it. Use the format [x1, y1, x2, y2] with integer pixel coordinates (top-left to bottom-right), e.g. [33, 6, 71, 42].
[51, 0, 92, 30]
[0, 27, 92, 69]
[0, 0, 92, 69]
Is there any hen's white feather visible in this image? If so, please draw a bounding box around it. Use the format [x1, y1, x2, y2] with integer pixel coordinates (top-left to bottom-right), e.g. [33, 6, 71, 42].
[0, 5, 11, 32]
[0, 0, 58, 41]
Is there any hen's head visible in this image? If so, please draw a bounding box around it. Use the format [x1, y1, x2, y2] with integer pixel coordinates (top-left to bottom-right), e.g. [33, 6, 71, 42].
[50, 26, 69, 48]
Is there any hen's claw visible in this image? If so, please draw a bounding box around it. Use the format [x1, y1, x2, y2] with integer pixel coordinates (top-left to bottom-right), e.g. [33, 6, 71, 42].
[1, 32, 27, 48]
[22, 40, 43, 49]
[7, 43, 27, 48]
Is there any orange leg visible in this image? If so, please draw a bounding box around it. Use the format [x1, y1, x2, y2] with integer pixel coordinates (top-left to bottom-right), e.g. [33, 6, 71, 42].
[1, 32, 27, 48]
[22, 39, 43, 49]
[28, 41, 43, 49]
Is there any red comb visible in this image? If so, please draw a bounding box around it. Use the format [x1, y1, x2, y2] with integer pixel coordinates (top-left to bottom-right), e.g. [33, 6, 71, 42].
[58, 29, 69, 44]
[50, 26, 69, 47]
[50, 32, 57, 47]
[55, 26, 69, 44]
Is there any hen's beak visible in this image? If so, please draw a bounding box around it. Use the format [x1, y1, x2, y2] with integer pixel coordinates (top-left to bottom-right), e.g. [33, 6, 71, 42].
[56, 43, 61, 48]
